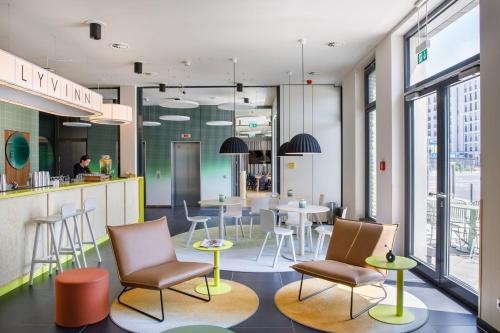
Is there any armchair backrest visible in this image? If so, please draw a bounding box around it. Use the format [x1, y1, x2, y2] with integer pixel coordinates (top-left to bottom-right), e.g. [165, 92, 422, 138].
[107, 216, 176, 279]
[326, 218, 398, 273]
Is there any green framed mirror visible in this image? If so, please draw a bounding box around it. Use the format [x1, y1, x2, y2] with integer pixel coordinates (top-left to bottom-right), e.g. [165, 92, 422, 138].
[6, 132, 30, 170]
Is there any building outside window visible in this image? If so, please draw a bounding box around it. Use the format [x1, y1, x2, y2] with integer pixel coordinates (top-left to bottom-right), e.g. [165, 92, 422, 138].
[364, 61, 377, 220]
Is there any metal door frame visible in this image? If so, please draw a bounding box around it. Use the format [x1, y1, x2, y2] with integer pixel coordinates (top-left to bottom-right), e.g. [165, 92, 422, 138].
[170, 141, 202, 207]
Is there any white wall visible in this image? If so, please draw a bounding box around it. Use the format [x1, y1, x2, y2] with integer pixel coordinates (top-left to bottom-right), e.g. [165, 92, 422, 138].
[279, 84, 341, 206]
[341, 68, 365, 219]
[119, 85, 138, 176]
[479, 0, 500, 329]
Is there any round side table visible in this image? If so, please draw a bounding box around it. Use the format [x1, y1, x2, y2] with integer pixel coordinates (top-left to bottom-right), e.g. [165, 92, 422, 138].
[193, 240, 233, 295]
[365, 256, 417, 325]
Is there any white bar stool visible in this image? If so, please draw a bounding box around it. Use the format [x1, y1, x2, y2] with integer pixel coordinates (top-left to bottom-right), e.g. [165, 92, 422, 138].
[76, 198, 102, 263]
[56, 203, 86, 269]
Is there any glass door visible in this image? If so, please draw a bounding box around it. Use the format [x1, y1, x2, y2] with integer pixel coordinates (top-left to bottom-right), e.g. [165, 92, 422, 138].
[407, 76, 480, 309]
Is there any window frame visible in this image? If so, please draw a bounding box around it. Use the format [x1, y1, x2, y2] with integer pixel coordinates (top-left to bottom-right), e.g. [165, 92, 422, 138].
[364, 60, 377, 221]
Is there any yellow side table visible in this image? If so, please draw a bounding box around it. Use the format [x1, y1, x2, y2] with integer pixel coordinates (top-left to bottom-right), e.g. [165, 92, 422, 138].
[192, 240, 233, 295]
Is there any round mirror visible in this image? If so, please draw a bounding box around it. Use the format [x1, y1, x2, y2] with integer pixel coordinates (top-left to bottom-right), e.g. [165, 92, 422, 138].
[6, 132, 30, 169]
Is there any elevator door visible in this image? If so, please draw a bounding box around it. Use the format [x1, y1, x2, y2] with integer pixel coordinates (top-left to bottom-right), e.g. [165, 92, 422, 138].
[172, 142, 201, 207]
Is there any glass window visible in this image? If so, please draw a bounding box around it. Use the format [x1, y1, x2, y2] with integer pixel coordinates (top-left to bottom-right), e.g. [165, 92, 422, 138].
[365, 61, 377, 220]
[406, 1, 479, 87]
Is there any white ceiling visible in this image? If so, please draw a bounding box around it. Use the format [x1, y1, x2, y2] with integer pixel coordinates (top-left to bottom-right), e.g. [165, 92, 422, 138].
[0, 0, 417, 89]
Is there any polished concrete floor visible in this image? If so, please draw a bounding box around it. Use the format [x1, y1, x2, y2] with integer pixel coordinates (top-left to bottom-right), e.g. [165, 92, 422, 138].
[0, 207, 482, 333]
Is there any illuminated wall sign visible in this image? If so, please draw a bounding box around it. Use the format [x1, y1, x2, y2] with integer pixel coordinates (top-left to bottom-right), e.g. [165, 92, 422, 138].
[0, 49, 102, 114]
[181, 133, 191, 139]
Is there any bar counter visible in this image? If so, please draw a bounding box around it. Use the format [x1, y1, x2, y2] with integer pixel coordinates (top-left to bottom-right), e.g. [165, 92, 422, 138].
[0, 177, 144, 296]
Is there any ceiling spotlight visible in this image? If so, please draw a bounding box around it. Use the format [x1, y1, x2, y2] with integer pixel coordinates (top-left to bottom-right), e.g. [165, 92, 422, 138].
[182, 60, 191, 67]
[134, 62, 143, 74]
[159, 83, 166, 92]
[89, 22, 102, 40]
[110, 42, 129, 49]
[326, 41, 345, 48]
[236, 83, 243, 92]
[243, 97, 250, 104]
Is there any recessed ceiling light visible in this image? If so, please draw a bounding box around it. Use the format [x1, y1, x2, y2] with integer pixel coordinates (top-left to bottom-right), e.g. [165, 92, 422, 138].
[159, 115, 191, 121]
[110, 42, 130, 49]
[206, 121, 232, 126]
[326, 41, 346, 48]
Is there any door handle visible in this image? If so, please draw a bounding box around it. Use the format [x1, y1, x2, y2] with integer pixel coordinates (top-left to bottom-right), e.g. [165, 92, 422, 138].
[429, 192, 447, 199]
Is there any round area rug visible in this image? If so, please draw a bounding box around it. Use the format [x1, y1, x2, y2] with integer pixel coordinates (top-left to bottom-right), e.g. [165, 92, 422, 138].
[275, 278, 428, 333]
[172, 225, 327, 272]
[110, 278, 258, 333]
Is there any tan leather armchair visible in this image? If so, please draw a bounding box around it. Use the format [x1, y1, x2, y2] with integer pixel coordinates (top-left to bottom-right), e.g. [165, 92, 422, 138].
[292, 218, 398, 319]
[107, 217, 213, 322]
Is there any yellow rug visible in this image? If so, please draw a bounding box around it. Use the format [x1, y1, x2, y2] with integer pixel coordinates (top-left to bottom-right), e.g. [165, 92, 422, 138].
[110, 278, 258, 333]
[275, 278, 428, 333]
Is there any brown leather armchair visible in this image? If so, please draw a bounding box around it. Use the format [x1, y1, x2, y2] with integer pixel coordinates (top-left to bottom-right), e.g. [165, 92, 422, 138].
[292, 218, 398, 319]
[107, 217, 214, 322]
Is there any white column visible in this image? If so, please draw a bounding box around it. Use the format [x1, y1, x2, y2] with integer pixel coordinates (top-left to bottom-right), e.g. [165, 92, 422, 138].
[119, 86, 137, 176]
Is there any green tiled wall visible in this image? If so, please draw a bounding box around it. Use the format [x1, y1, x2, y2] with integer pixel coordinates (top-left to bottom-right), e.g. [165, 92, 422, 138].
[144, 105, 233, 205]
[87, 124, 119, 176]
[0, 101, 39, 174]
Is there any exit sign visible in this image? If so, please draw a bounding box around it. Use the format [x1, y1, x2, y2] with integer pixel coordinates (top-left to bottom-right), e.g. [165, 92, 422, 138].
[181, 133, 191, 139]
[248, 122, 257, 128]
[417, 48, 428, 64]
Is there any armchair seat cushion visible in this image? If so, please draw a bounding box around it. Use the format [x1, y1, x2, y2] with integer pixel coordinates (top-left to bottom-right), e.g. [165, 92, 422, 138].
[292, 260, 385, 287]
[122, 261, 213, 290]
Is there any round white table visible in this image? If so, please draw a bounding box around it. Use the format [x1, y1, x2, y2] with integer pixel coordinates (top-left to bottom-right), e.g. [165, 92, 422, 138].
[277, 203, 330, 261]
[199, 197, 243, 239]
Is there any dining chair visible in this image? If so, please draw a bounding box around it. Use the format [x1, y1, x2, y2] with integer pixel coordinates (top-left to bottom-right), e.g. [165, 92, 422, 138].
[285, 211, 314, 251]
[310, 193, 326, 225]
[183, 200, 211, 247]
[225, 204, 245, 241]
[314, 207, 348, 260]
[248, 197, 269, 238]
[257, 209, 296, 268]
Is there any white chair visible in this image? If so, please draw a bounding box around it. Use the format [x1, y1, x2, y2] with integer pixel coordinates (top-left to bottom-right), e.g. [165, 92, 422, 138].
[314, 207, 347, 260]
[257, 209, 296, 268]
[183, 200, 211, 247]
[225, 204, 245, 241]
[285, 211, 314, 251]
[311, 193, 326, 225]
[248, 197, 269, 238]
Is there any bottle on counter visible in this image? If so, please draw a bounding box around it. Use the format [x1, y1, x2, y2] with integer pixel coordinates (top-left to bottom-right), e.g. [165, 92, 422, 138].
[99, 155, 113, 176]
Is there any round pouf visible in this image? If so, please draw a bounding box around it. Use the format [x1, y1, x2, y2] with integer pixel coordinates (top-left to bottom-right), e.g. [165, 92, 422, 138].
[55, 268, 109, 327]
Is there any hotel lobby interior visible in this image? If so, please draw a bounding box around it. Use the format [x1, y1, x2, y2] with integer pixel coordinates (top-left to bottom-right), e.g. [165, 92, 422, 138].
[0, 0, 499, 332]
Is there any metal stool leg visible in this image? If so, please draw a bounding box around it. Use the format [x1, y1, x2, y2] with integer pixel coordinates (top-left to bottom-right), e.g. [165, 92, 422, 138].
[72, 216, 87, 267]
[85, 212, 102, 262]
[29, 223, 41, 286]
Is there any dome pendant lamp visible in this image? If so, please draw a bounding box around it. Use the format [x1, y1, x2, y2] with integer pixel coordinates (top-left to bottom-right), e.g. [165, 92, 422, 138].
[219, 58, 249, 155]
[287, 39, 322, 155]
[278, 71, 302, 157]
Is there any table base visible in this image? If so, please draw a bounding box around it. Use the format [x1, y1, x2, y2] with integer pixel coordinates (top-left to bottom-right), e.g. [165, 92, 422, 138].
[195, 279, 232, 295]
[369, 305, 415, 325]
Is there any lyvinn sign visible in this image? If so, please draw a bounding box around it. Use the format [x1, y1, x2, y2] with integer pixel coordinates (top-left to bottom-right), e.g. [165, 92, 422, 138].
[0, 49, 102, 116]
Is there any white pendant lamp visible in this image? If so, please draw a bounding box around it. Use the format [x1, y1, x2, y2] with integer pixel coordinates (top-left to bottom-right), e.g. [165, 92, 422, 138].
[206, 120, 232, 126]
[62, 121, 92, 127]
[90, 103, 132, 125]
[143, 121, 161, 127]
[159, 98, 199, 109]
[159, 115, 190, 121]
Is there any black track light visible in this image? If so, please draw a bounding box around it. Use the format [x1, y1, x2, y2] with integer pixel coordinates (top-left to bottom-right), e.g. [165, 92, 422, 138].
[243, 97, 249, 104]
[89, 23, 101, 40]
[236, 83, 243, 92]
[159, 83, 166, 92]
[134, 62, 143, 74]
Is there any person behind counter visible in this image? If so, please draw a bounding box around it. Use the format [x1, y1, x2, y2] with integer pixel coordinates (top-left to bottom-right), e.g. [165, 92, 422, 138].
[73, 155, 91, 178]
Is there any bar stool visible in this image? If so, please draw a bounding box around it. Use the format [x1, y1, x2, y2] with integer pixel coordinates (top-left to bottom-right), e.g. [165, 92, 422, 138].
[29, 203, 82, 285]
[56, 203, 87, 269]
[76, 199, 102, 263]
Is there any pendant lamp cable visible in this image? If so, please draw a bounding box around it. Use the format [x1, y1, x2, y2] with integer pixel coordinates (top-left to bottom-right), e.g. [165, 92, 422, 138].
[301, 41, 305, 133]
[288, 72, 292, 140]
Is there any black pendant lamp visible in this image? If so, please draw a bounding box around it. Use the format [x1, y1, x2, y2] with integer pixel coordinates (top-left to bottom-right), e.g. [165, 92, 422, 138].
[287, 39, 322, 155]
[219, 57, 249, 155]
[278, 71, 302, 157]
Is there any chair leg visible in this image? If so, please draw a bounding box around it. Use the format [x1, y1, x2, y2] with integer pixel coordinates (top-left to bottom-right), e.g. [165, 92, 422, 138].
[289, 234, 297, 263]
[118, 287, 165, 322]
[314, 233, 323, 260]
[249, 216, 253, 239]
[273, 235, 285, 268]
[235, 218, 239, 242]
[29, 223, 41, 286]
[308, 227, 313, 251]
[85, 212, 102, 263]
[239, 218, 245, 238]
[350, 283, 387, 319]
[62, 219, 81, 268]
[297, 273, 337, 302]
[257, 232, 270, 262]
[48, 223, 63, 274]
[203, 222, 210, 240]
[168, 275, 211, 302]
[72, 216, 87, 268]
[186, 222, 196, 247]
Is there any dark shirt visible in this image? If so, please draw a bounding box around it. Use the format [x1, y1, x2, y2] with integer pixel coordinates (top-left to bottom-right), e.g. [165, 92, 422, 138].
[73, 163, 91, 178]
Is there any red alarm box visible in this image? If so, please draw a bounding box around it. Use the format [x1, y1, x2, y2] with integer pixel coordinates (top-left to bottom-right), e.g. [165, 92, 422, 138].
[380, 160, 386, 171]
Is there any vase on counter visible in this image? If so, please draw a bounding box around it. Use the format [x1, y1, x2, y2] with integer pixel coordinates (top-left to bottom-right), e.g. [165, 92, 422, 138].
[99, 155, 113, 176]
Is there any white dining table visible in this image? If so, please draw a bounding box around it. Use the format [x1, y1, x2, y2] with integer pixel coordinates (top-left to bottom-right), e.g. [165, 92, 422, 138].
[199, 197, 244, 239]
[277, 203, 330, 260]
